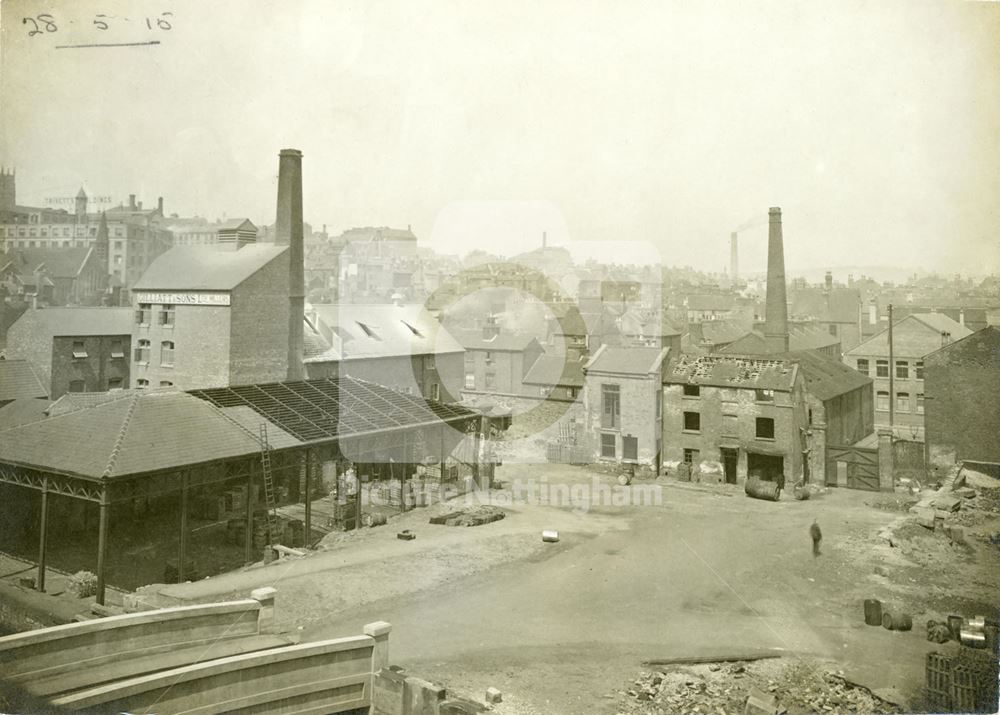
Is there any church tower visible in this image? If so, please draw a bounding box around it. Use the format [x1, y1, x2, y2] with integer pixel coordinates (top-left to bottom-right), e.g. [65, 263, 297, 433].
[75, 187, 88, 221]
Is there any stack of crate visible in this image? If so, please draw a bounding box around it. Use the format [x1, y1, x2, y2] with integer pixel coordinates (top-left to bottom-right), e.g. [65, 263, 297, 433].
[926, 649, 999, 713]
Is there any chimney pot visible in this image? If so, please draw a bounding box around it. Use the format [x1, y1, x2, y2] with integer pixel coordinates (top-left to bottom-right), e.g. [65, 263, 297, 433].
[157, 196, 164, 214]
[129, 194, 136, 210]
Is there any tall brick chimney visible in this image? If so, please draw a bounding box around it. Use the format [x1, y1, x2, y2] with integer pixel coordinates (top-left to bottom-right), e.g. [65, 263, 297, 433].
[729, 232, 738, 281]
[276, 149, 305, 381]
[763, 207, 789, 353]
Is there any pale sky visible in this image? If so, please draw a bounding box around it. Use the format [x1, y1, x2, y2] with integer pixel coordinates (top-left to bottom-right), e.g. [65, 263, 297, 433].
[2, 0, 998, 275]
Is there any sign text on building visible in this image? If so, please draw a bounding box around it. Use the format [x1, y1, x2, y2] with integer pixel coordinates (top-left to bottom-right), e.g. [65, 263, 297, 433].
[134, 292, 230, 306]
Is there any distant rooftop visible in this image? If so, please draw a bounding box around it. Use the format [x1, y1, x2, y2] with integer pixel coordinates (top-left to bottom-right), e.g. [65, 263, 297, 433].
[133, 244, 286, 291]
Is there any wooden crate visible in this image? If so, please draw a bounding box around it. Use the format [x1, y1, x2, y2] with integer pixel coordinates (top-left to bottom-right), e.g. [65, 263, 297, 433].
[925, 652, 953, 711]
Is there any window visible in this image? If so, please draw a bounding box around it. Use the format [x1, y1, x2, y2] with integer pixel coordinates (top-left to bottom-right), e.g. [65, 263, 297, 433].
[114, 240, 123, 250]
[68, 380, 85, 393]
[114, 255, 122, 266]
[683, 384, 700, 397]
[897, 392, 909, 412]
[755, 389, 774, 402]
[160, 341, 175, 366]
[683, 448, 699, 464]
[895, 361, 909, 379]
[431, 383, 440, 401]
[600, 433, 616, 459]
[756, 417, 775, 439]
[137, 379, 149, 389]
[108, 377, 124, 390]
[484, 351, 494, 365]
[40, 228, 47, 237]
[916, 393, 924, 414]
[134, 339, 150, 363]
[828, 323, 838, 336]
[915, 361, 924, 380]
[484, 372, 496, 390]
[623, 435, 638, 461]
[465, 373, 475, 389]
[569, 387, 578, 400]
[876, 360, 889, 378]
[159, 304, 175, 326]
[71, 340, 88, 359]
[876, 390, 889, 411]
[110, 339, 125, 359]
[136, 303, 151, 325]
[683, 411, 700, 432]
[856, 359, 869, 375]
[160, 381, 173, 387]
[601, 384, 621, 429]
[115, 228, 123, 237]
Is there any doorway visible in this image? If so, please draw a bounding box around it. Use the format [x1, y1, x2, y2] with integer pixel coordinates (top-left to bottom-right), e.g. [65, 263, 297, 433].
[747, 452, 785, 485]
[720, 447, 739, 484]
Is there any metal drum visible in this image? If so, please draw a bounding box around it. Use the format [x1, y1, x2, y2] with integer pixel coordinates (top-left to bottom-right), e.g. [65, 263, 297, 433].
[864, 599, 883, 626]
[882, 612, 913, 631]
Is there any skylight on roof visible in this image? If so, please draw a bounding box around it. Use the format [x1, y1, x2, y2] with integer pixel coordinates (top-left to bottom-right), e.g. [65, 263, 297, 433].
[401, 321, 423, 338]
[355, 321, 381, 340]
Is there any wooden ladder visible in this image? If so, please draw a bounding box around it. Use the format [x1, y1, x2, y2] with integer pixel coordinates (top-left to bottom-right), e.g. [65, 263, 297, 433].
[258, 423, 279, 545]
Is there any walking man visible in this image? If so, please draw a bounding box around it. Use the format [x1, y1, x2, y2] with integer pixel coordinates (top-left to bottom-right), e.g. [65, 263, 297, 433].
[810, 519, 822, 557]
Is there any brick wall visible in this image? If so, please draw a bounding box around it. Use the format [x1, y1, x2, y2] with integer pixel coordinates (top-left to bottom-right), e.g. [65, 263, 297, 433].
[52, 335, 131, 398]
[230, 252, 290, 385]
[584, 373, 661, 466]
[133, 304, 230, 390]
[662, 381, 804, 482]
[925, 328, 1000, 467]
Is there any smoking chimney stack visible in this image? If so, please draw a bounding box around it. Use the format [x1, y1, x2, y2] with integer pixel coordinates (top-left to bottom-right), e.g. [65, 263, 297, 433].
[763, 207, 789, 353]
[542, 231, 547, 249]
[276, 149, 305, 381]
[729, 232, 739, 281]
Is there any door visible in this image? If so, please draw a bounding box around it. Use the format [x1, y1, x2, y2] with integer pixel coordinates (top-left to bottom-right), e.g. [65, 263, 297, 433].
[720, 448, 738, 484]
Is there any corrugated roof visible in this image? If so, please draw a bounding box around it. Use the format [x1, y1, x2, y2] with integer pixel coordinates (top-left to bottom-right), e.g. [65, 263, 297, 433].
[584, 345, 668, 375]
[784, 350, 871, 401]
[305, 304, 464, 362]
[845, 313, 973, 358]
[8, 307, 133, 338]
[522, 353, 585, 388]
[133, 245, 287, 291]
[667, 354, 798, 390]
[0, 360, 47, 401]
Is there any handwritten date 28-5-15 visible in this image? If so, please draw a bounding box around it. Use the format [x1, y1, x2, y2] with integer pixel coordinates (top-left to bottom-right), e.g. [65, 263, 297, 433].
[22, 12, 173, 37]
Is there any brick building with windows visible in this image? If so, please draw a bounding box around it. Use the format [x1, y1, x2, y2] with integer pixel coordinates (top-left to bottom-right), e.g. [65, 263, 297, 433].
[582, 345, 669, 467]
[5, 307, 132, 398]
[662, 354, 808, 486]
[844, 312, 971, 440]
[453, 318, 543, 399]
[130, 243, 291, 390]
[923, 326, 1000, 473]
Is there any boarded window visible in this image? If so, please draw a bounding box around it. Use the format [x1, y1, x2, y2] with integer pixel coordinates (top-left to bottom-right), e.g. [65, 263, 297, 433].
[683, 411, 700, 431]
[756, 417, 775, 439]
[623, 435, 638, 461]
[683, 384, 700, 397]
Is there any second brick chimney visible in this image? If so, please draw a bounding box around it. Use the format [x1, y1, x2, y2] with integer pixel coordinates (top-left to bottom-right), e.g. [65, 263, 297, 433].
[763, 207, 789, 353]
[276, 149, 305, 381]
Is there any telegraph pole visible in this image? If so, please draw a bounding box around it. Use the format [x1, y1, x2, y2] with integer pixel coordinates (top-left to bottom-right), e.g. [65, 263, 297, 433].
[888, 303, 894, 434]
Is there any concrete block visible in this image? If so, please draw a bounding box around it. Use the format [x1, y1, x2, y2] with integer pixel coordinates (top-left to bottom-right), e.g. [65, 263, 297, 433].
[914, 507, 935, 529]
[485, 686, 502, 703]
[373, 667, 407, 715]
[947, 525, 966, 544]
[405, 675, 446, 715]
[251, 586, 277, 634]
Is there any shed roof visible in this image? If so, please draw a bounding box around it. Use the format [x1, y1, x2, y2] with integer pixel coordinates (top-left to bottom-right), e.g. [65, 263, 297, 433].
[133, 245, 286, 291]
[9, 307, 133, 338]
[1, 248, 94, 279]
[784, 350, 871, 401]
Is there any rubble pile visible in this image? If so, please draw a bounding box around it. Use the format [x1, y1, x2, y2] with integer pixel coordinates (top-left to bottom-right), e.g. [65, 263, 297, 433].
[617, 661, 900, 715]
[430, 505, 506, 527]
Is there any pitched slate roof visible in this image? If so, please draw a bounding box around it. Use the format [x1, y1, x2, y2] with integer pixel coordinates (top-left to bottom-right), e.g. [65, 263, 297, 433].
[0, 377, 476, 479]
[133, 245, 287, 291]
[0, 360, 47, 401]
[522, 353, 585, 388]
[305, 304, 464, 362]
[788, 288, 861, 324]
[8, 307, 133, 337]
[924, 325, 1000, 365]
[584, 345, 669, 375]
[451, 329, 538, 352]
[0, 397, 51, 429]
[718, 326, 840, 356]
[667, 354, 798, 391]
[845, 313, 973, 359]
[784, 350, 871, 401]
[1, 248, 93, 279]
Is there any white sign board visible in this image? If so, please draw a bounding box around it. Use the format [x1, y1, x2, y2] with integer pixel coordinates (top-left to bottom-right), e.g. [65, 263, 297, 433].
[134, 292, 231, 306]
